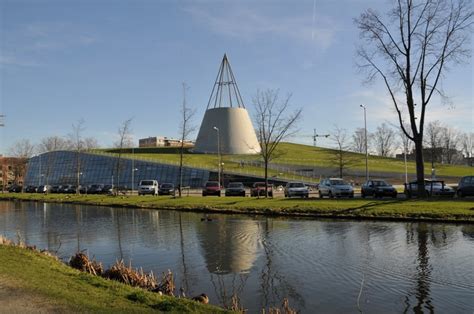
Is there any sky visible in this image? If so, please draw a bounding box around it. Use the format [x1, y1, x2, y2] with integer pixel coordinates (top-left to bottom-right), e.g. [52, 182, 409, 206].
[0, 0, 472, 155]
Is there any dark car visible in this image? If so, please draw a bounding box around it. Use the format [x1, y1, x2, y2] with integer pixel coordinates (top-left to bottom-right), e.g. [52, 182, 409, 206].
[361, 180, 397, 198]
[457, 176, 474, 197]
[25, 185, 37, 193]
[8, 185, 22, 193]
[158, 183, 175, 196]
[60, 185, 76, 193]
[102, 185, 114, 195]
[50, 185, 63, 193]
[404, 180, 455, 198]
[79, 185, 89, 194]
[225, 182, 246, 197]
[202, 181, 221, 197]
[251, 182, 273, 197]
[37, 185, 51, 194]
[88, 184, 104, 194]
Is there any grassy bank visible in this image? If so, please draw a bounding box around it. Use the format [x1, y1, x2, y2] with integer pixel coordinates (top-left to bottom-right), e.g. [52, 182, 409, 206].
[0, 245, 227, 313]
[1, 193, 473, 222]
[102, 142, 473, 178]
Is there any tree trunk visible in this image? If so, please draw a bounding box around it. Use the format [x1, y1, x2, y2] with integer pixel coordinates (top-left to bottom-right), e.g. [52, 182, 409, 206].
[178, 142, 184, 198]
[414, 137, 426, 197]
[264, 159, 268, 198]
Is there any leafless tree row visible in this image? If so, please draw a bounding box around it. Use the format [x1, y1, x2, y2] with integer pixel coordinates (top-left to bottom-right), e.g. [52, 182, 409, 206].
[348, 120, 472, 166]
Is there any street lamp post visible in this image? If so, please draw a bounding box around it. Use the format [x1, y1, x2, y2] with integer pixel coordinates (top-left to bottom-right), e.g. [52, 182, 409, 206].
[213, 126, 221, 187]
[131, 168, 138, 195]
[360, 104, 369, 181]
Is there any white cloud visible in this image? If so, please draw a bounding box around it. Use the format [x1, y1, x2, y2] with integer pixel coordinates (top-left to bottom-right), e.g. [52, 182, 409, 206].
[1, 22, 99, 67]
[0, 55, 42, 67]
[183, 5, 338, 50]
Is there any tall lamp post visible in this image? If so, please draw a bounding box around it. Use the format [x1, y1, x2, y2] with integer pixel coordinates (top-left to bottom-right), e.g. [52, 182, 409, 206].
[213, 126, 221, 187]
[131, 168, 138, 195]
[360, 104, 369, 181]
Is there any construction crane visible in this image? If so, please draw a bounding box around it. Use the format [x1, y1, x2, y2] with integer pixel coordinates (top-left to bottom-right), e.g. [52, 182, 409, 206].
[311, 129, 330, 147]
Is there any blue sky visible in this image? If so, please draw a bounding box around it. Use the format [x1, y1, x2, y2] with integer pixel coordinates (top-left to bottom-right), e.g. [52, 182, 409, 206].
[0, 0, 472, 154]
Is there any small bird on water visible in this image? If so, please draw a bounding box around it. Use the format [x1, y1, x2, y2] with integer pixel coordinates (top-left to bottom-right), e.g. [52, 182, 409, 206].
[200, 215, 212, 222]
[192, 293, 209, 304]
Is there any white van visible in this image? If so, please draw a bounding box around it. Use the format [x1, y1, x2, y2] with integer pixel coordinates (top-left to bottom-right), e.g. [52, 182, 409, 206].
[138, 180, 159, 196]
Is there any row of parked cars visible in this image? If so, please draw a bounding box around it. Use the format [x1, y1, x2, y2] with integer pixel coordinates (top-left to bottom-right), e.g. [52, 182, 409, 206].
[20, 184, 115, 194]
[202, 175, 474, 199]
[7, 176, 473, 198]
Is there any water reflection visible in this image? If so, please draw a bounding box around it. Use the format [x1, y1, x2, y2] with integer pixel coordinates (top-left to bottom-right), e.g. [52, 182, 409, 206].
[0, 201, 473, 314]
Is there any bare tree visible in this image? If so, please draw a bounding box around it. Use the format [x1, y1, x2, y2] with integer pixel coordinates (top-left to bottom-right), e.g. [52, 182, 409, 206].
[9, 139, 35, 187]
[356, 0, 473, 196]
[373, 123, 396, 157]
[83, 137, 99, 151]
[178, 83, 196, 198]
[253, 89, 302, 197]
[425, 120, 443, 168]
[38, 136, 69, 153]
[440, 126, 460, 164]
[113, 118, 133, 194]
[69, 119, 85, 194]
[330, 126, 355, 178]
[351, 128, 367, 153]
[397, 123, 414, 183]
[460, 132, 473, 166]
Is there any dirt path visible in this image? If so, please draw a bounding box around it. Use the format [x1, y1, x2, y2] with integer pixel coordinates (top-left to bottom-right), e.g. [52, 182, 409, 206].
[0, 277, 67, 313]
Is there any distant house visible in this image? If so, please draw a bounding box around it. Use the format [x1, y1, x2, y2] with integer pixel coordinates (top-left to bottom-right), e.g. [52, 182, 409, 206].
[138, 136, 194, 148]
[0, 156, 27, 189]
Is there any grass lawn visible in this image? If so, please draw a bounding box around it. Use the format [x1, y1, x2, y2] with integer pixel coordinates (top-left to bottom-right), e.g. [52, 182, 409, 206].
[0, 245, 228, 313]
[99, 142, 473, 180]
[2, 193, 473, 222]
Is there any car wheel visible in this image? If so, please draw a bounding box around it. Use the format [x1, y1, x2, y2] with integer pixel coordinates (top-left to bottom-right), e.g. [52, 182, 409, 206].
[202, 192, 206, 197]
[241, 192, 245, 197]
[457, 190, 464, 198]
[361, 191, 365, 198]
[329, 191, 334, 199]
[319, 191, 323, 199]
[218, 192, 221, 197]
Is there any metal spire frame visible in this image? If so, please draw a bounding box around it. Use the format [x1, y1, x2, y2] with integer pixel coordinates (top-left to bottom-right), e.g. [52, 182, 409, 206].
[206, 54, 245, 109]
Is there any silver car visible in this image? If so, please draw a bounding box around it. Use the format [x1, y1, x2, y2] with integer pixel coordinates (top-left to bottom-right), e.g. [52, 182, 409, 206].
[318, 178, 354, 198]
[284, 182, 309, 198]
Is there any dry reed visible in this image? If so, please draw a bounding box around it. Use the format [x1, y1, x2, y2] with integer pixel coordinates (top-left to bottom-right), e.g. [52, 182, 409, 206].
[103, 259, 157, 291]
[69, 252, 104, 276]
[262, 298, 298, 314]
[154, 270, 175, 296]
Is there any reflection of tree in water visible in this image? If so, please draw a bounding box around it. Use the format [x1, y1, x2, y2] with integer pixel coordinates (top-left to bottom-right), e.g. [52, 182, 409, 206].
[178, 213, 190, 294]
[404, 223, 434, 314]
[461, 225, 474, 241]
[210, 272, 249, 309]
[74, 205, 83, 252]
[259, 218, 304, 310]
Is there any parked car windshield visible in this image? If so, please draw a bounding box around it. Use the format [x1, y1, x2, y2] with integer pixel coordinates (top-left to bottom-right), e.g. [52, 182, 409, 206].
[228, 183, 243, 188]
[140, 181, 155, 185]
[330, 180, 347, 186]
[206, 182, 219, 187]
[161, 183, 174, 188]
[289, 183, 305, 188]
[373, 181, 388, 186]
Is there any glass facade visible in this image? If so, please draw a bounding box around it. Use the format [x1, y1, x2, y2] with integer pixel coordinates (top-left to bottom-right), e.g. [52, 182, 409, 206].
[25, 151, 210, 189]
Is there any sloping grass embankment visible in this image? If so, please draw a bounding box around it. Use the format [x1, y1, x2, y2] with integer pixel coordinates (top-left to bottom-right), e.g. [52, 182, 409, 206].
[0, 244, 227, 313]
[1, 193, 473, 223]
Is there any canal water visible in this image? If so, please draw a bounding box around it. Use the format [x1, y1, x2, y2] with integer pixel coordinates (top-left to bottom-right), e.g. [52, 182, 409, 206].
[0, 200, 473, 313]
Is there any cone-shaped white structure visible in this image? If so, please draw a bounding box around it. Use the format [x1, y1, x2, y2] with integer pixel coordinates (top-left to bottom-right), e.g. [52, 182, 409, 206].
[194, 54, 261, 154]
